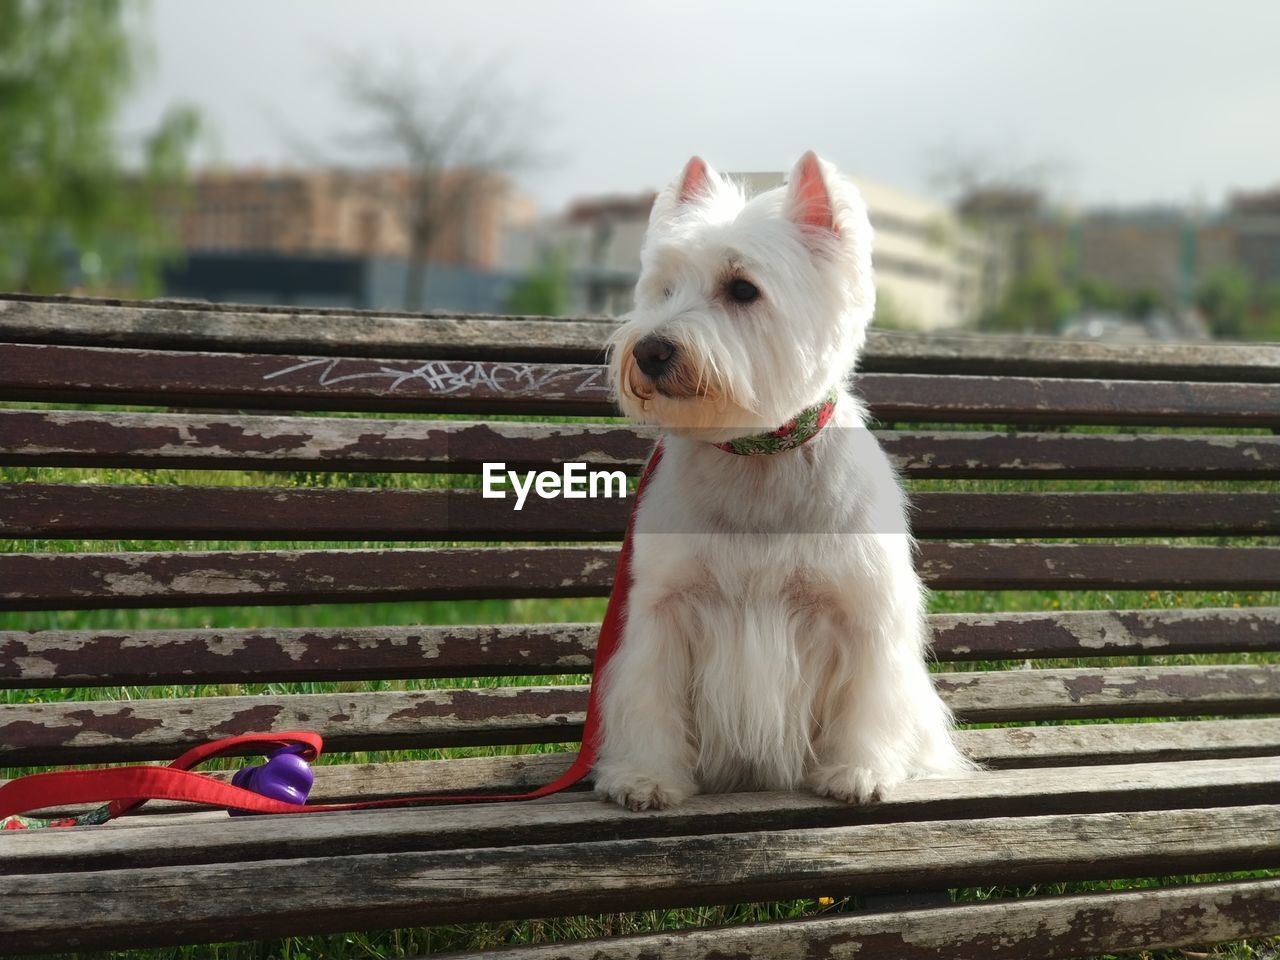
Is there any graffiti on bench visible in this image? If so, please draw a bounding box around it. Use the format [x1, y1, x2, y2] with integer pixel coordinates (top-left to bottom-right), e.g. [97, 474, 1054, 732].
[262, 356, 610, 398]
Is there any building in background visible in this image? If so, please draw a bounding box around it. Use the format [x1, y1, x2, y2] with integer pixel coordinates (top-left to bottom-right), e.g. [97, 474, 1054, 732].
[161, 164, 1280, 330]
[163, 167, 536, 311]
[503, 192, 654, 315]
[180, 167, 535, 268]
[505, 173, 996, 328]
[1002, 205, 1222, 307]
[1224, 186, 1280, 291]
[962, 187, 1280, 314]
[162, 250, 519, 312]
[736, 173, 996, 330]
[855, 175, 996, 331]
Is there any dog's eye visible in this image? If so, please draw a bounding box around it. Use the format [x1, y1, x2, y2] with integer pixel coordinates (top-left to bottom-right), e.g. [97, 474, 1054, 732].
[662, 286, 672, 299]
[727, 278, 760, 304]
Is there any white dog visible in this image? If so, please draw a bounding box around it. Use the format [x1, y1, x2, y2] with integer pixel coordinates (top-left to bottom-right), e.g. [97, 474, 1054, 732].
[594, 151, 971, 811]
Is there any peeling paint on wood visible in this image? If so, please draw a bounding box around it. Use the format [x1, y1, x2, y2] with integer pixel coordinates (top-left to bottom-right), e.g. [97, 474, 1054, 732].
[927, 607, 1280, 661]
[3, 544, 1279, 611]
[3, 666, 1277, 764]
[6, 484, 1280, 540]
[3, 610, 1276, 689]
[6, 410, 1280, 478]
[0, 623, 602, 687]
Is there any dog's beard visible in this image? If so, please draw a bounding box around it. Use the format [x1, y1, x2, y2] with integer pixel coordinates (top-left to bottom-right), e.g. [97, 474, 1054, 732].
[614, 338, 762, 437]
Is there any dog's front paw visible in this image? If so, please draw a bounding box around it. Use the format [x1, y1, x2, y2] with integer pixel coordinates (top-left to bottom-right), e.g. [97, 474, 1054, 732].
[808, 763, 904, 805]
[593, 767, 695, 811]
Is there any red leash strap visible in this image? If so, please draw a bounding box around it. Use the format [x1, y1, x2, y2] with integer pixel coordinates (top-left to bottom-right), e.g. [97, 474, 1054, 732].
[0, 444, 665, 824]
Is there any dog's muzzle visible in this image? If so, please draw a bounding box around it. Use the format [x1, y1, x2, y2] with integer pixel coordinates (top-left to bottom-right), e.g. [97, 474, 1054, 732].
[633, 336, 678, 380]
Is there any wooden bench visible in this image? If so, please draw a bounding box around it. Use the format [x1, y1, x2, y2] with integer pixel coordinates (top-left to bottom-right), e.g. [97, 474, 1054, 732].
[2, 292, 1280, 957]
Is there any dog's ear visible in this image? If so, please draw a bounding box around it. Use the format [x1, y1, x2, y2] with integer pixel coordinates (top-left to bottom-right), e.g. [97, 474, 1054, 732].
[676, 156, 710, 203]
[785, 151, 839, 237]
[650, 155, 715, 226]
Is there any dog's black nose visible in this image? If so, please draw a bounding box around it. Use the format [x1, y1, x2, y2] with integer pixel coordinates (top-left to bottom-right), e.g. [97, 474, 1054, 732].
[633, 336, 677, 378]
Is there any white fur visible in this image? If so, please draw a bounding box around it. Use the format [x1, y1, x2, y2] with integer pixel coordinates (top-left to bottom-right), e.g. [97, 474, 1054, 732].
[594, 153, 973, 810]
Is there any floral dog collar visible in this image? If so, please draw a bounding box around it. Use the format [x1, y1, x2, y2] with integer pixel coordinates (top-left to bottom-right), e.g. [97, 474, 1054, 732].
[715, 388, 839, 456]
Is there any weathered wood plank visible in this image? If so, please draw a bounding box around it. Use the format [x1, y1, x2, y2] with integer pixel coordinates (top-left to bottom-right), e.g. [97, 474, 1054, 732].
[0, 294, 622, 364]
[4, 666, 1277, 764]
[13, 720, 1280, 819]
[912, 492, 1280, 536]
[441, 879, 1280, 960]
[0, 409, 658, 475]
[4, 804, 1280, 951]
[916, 543, 1280, 591]
[883, 428, 1280, 479]
[0, 341, 616, 416]
[5, 341, 1279, 425]
[963, 718, 1280, 769]
[0, 686, 591, 764]
[934, 664, 1280, 722]
[3, 753, 589, 820]
[3, 544, 1278, 612]
[7, 484, 1280, 540]
[0, 623, 603, 687]
[8, 410, 1280, 479]
[5, 294, 1279, 381]
[5, 608, 1274, 689]
[5, 758, 1278, 874]
[866, 373, 1280, 428]
[927, 607, 1280, 661]
[0, 546, 621, 610]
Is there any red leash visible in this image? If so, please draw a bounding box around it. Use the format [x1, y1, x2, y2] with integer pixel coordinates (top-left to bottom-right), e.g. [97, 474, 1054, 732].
[0, 445, 664, 826]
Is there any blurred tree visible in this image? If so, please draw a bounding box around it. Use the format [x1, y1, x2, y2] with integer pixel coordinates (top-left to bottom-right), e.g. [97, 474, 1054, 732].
[1195, 265, 1252, 339]
[1078, 279, 1164, 318]
[1253, 283, 1280, 340]
[0, 0, 200, 295]
[981, 271, 1078, 333]
[328, 53, 544, 311]
[1076, 277, 1124, 313]
[1125, 288, 1162, 319]
[926, 144, 1063, 204]
[869, 290, 918, 331]
[505, 248, 569, 316]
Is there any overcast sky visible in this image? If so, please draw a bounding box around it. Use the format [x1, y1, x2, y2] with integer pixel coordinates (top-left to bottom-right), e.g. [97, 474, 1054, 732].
[119, 0, 1280, 214]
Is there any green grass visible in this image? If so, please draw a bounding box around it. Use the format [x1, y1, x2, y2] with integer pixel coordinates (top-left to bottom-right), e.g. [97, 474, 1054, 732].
[4, 439, 1279, 960]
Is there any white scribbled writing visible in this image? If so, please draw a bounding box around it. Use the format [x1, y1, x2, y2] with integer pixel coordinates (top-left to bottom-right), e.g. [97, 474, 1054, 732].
[261, 357, 607, 397]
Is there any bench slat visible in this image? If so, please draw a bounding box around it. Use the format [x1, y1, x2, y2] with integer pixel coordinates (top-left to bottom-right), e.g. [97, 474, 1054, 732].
[958, 716, 1280, 769]
[8, 409, 1280, 478]
[6, 484, 1280, 539]
[5, 342, 1279, 426]
[928, 607, 1280, 661]
[4, 666, 1277, 764]
[0, 685, 588, 765]
[5, 758, 1278, 874]
[12, 719, 1280, 820]
[4, 803, 1279, 951]
[6, 294, 1279, 381]
[5, 608, 1273, 688]
[3, 544, 1279, 611]
[0, 294, 621, 363]
[443, 879, 1280, 960]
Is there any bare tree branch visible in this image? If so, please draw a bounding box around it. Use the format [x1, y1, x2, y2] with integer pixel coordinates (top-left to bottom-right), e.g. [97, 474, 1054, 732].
[322, 49, 547, 310]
